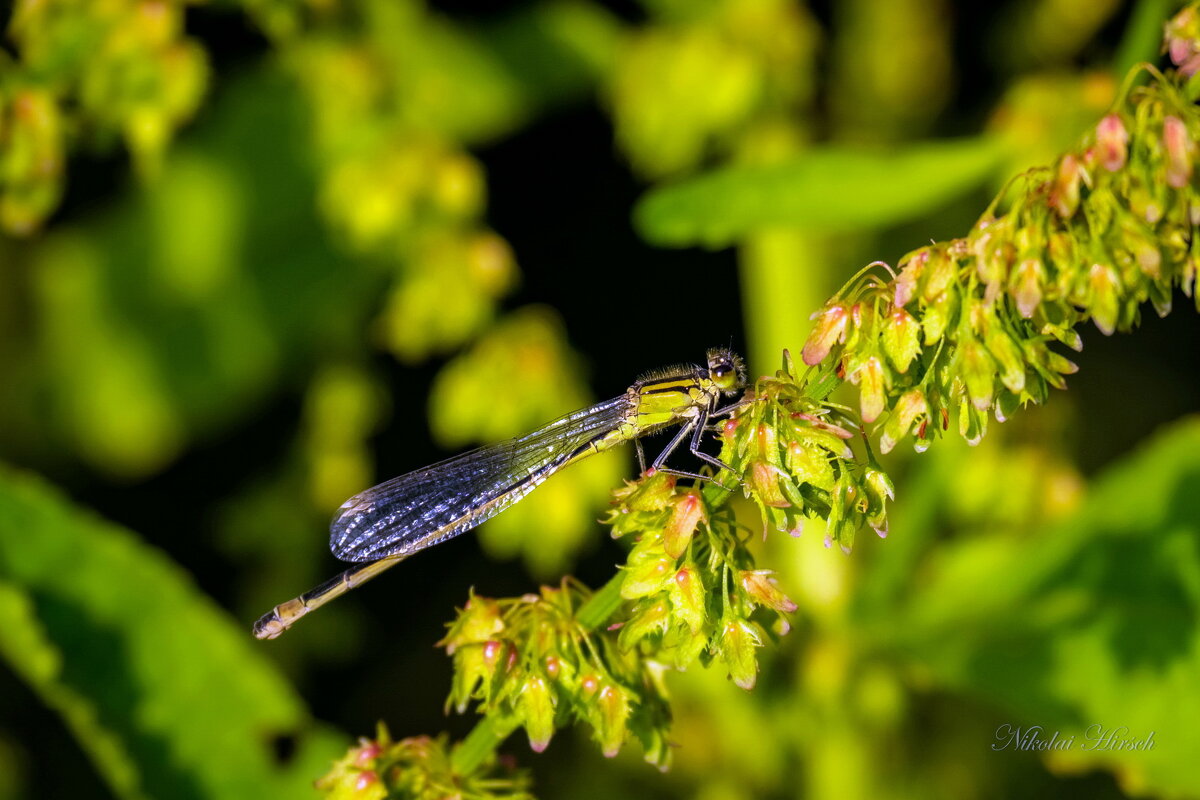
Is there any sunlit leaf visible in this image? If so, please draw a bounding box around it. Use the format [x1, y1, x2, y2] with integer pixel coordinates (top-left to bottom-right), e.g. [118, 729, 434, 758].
[634, 137, 1006, 247]
[894, 417, 1200, 796]
[0, 465, 344, 800]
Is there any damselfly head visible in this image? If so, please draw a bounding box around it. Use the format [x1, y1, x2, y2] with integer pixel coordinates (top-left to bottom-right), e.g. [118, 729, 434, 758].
[706, 347, 746, 394]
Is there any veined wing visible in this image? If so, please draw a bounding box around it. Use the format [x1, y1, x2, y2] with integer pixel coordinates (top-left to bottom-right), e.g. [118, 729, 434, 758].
[330, 394, 632, 562]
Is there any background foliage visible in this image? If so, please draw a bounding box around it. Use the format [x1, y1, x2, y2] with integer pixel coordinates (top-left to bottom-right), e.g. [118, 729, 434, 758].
[1, 1, 1198, 799]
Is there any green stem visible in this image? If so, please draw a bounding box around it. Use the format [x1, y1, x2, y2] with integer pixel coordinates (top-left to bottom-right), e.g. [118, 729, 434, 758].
[576, 571, 626, 630]
[450, 714, 519, 774]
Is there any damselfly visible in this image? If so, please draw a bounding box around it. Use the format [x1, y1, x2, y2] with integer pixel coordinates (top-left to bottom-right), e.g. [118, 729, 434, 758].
[253, 347, 746, 639]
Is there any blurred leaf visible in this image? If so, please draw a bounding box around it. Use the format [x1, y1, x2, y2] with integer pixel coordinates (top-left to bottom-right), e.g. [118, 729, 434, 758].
[634, 136, 1006, 247]
[481, 1, 624, 112]
[0, 465, 344, 800]
[608, 1, 819, 178]
[1114, 0, 1174, 76]
[987, 0, 1123, 70]
[4, 66, 373, 478]
[988, 72, 1117, 177]
[828, 0, 953, 140]
[894, 416, 1200, 796]
[428, 306, 590, 447]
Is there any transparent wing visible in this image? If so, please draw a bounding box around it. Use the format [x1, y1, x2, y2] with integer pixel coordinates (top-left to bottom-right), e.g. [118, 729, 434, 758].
[329, 395, 632, 562]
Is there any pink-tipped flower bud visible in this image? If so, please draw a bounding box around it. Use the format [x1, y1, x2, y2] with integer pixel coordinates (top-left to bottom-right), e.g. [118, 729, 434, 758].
[879, 389, 928, 454]
[1096, 114, 1128, 172]
[1163, 115, 1194, 189]
[893, 249, 928, 307]
[1166, 8, 1200, 76]
[596, 684, 631, 758]
[663, 490, 706, 559]
[739, 570, 798, 613]
[354, 741, 382, 766]
[747, 461, 791, 508]
[1052, 154, 1083, 218]
[670, 565, 707, 633]
[1012, 258, 1044, 318]
[802, 305, 849, 365]
[519, 676, 556, 753]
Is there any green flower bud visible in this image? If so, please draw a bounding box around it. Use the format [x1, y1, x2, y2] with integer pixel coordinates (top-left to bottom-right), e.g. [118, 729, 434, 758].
[1043, 349, 1080, 378]
[518, 675, 556, 753]
[921, 289, 957, 345]
[984, 328, 1026, 393]
[862, 468, 895, 537]
[441, 593, 504, 653]
[1087, 262, 1121, 335]
[786, 439, 836, 489]
[974, 235, 1013, 300]
[879, 389, 928, 454]
[920, 246, 956, 301]
[719, 617, 763, 690]
[1047, 230, 1079, 286]
[882, 307, 921, 373]
[790, 414, 855, 455]
[827, 479, 858, 553]
[621, 551, 674, 599]
[618, 600, 670, 649]
[961, 340, 997, 410]
[448, 644, 487, 713]
[1041, 321, 1083, 351]
[1127, 181, 1165, 224]
[854, 355, 887, 423]
[1012, 257, 1044, 318]
[596, 684, 631, 758]
[661, 618, 709, 668]
[611, 469, 678, 513]
[1052, 153, 1083, 217]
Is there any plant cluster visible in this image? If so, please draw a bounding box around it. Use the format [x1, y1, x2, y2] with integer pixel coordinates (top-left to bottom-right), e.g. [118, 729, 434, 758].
[316, 726, 530, 800]
[329, 4, 1200, 797]
[439, 580, 672, 766]
[0, 0, 206, 233]
[804, 65, 1200, 455]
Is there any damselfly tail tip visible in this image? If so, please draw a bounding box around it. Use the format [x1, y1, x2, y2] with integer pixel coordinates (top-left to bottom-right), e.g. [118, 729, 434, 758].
[253, 597, 307, 639]
[252, 612, 285, 640]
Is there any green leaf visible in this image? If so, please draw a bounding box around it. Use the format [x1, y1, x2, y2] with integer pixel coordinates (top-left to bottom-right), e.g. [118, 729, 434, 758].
[0, 465, 344, 800]
[893, 417, 1200, 796]
[1114, 0, 1174, 77]
[634, 136, 1006, 247]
